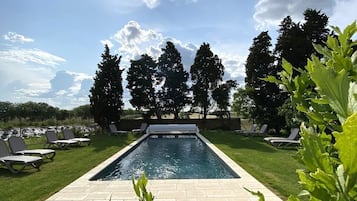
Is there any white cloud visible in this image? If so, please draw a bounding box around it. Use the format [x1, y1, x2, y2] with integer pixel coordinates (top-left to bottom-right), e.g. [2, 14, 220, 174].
[143, 0, 160, 8]
[38, 70, 93, 109]
[112, 20, 163, 58]
[253, 0, 336, 30]
[0, 48, 66, 67]
[3, 32, 34, 43]
[0, 46, 91, 109]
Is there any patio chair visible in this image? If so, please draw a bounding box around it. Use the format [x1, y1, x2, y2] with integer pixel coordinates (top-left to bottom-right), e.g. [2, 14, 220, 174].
[63, 128, 91, 145]
[8, 136, 56, 161]
[234, 124, 257, 134]
[264, 128, 299, 143]
[0, 140, 42, 173]
[269, 138, 301, 148]
[132, 123, 148, 134]
[243, 124, 268, 136]
[109, 124, 128, 135]
[45, 130, 78, 149]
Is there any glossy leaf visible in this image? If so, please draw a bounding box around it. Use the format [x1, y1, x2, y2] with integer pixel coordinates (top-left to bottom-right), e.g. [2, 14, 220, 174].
[334, 112, 357, 176]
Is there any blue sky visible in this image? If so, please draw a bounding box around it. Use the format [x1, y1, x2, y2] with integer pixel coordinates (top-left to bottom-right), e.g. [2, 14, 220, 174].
[0, 0, 356, 109]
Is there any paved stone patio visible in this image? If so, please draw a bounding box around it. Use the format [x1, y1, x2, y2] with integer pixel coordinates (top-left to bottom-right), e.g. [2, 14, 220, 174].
[47, 134, 282, 201]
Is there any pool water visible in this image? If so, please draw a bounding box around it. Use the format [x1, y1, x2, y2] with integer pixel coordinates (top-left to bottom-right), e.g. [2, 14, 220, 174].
[91, 135, 239, 180]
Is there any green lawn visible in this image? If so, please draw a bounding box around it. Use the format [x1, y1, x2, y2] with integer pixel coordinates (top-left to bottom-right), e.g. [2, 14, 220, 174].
[0, 133, 140, 201]
[201, 130, 305, 200]
[0, 131, 304, 201]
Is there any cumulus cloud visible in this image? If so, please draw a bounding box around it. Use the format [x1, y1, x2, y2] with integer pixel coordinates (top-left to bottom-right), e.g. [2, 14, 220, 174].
[103, 21, 199, 74]
[112, 20, 163, 57]
[253, 0, 336, 30]
[38, 70, 93, 109]
[3, 32, 34, 43]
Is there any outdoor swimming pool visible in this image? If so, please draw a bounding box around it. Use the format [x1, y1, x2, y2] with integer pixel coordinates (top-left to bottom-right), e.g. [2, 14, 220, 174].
[90, 134, 240, 180]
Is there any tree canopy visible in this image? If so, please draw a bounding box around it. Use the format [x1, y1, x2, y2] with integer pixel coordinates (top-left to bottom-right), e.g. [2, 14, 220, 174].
[190, 43, 224, 119]
[245, 31, 286, 130]
[157, 41, 191, 119]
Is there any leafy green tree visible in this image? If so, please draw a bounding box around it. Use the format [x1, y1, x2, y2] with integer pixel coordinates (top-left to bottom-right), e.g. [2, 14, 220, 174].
[245, 31, 286, 131]
[190, 43, 224, 119]
[212, 80, 237, 118]
[72, 104, 92, 119]
[231, 87, 254, 119]
[157, 41, 191, 119]
[264, 22, 357, 201]
[89, 44, 124, 129]
[127, 54, 162, 119]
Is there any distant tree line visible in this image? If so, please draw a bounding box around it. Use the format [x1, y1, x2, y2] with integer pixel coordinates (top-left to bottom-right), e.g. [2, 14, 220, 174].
[0, 101, 91, 123]
[232, 9, 332, 131]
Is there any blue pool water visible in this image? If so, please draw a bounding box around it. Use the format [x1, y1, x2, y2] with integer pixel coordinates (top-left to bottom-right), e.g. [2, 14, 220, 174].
[91, 135, 239, 180]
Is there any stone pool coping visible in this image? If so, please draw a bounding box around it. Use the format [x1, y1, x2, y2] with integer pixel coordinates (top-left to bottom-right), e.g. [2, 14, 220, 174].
[47, 133, 282, 201]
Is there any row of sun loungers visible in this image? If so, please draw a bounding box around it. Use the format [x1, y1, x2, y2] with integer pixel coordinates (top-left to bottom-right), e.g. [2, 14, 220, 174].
[0, 128, 91, 174]
[235, 124, 301, 148]
[109, 123, 147, 135]
[234, 124, 268, 136]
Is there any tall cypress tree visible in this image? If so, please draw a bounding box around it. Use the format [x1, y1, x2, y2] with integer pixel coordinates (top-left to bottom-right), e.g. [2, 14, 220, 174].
[302, 9, 329, 57]
[190, 43, 224, 119]
[89, 44, 124, 129]
[245, 31, 285, 130]
[157, 41, 190, 119]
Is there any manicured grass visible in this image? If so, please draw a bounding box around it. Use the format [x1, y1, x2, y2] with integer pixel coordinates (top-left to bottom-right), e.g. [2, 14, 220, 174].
[0, 133, 140, 201]
[201, 130, 305, 200]
[0, 131, 305, 201]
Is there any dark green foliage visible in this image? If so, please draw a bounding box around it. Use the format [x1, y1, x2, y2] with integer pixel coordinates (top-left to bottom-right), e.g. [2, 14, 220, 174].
[158, 41, 191, 119]
[89, 44, 124, 129]
[0, 101, 15, 122]
[245, 31, 286, 130]
[127, 54, 162, 119]
[190, 43, 224, 119]
[274, 9, 329, 73]
[302, 9, 329, 55]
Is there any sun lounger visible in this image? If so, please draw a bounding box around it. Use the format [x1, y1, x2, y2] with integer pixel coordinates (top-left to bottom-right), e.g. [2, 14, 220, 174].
[109, 124, 128, 135]
[132, 123, 148, 134]
[45, 131, 78, 149]
[264, 128, 299, 143]
[8, 136, 56, 160]
[234, 124, 257, 134]
[63, 128, 91, 145]
[0, 140, 42, 173]
[269, 138, 301, 148]
[243, 124, 268, 136]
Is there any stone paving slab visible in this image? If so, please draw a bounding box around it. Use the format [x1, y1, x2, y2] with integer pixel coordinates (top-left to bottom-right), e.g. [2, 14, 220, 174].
[46, 134, 282, 201]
